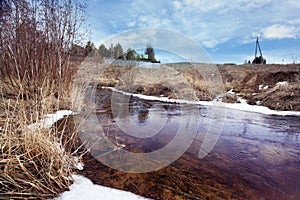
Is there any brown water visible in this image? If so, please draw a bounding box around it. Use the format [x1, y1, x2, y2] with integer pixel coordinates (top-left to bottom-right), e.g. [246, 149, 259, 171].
[79, 89, 300, 200]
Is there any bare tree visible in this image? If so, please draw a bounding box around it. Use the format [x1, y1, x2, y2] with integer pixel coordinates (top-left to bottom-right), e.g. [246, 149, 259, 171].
[112, 59, 140, 92]
[0, 0, 87, 102]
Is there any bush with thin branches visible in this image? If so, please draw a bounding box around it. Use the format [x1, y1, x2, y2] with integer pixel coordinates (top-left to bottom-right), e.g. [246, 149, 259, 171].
[0, 0, 87, 198]
[0, 0, 86, 104]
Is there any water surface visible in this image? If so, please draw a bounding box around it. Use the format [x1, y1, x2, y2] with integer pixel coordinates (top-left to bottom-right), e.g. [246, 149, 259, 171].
[79, 89, 300, 200]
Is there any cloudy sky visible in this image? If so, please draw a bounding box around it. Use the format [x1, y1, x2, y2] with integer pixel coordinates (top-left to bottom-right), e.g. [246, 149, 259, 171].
[87, 0, 300, 64]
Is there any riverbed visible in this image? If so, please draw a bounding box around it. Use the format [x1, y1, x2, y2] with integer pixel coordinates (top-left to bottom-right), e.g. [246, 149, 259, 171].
[78, 88, 300, 200]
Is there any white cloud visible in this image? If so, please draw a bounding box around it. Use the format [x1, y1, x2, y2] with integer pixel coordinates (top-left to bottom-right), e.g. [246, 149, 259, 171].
[182, 0, 229, 13]
[102, 28, 158, 50]
[128, 21, 136, 27]
[138, 15, 148, 23]
[286, 0, 300, 8]
[260, 24, 299, 39]
[202, 39, 224, 49]
[135, 15, 172, 28]
[235, 0, 271, 10]
[172, 0, 182, 10]
[89, 0, 300, 55]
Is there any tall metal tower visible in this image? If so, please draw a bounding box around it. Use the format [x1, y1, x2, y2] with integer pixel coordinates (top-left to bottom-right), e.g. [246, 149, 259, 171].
[252, 37, 266, 64]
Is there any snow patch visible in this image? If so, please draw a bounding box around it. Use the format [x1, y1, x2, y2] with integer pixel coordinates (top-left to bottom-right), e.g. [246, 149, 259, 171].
[28, 110, 73, 130]
[73, 157, 84, 171]
[227, 89, 235, 95]
[55, 175, 150, 200]
[102, 86, 300, 116]
[276, 81, 289, 87]
[102, 86, 214, 106]
[259, 85, 269, 90]
[225, 103, 300, 116]
[237, 97, 247, 104]
[27, 110, 83, 170]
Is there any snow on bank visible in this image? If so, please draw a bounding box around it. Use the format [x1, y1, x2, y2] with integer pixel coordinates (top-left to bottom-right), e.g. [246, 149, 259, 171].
[26, 110, 84, 170]
[276, 81, 289, 87]
[29, 110, 148, 199]
[236, 97, 247, 104]
[259, 84, 269, 90]
[55, 175, 149, 200]
[102, 87, 300, 116]
[25, 110, 147, 199]
[224, 102, 300, 116]
[227, 89, 235, 95]
[28, 110, 74, 130]
[102, 86, 213, 106]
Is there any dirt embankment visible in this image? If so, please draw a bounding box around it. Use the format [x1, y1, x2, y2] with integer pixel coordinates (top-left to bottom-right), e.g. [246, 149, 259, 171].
[81, 61, 300, 111]
[218, 64, 300, 111]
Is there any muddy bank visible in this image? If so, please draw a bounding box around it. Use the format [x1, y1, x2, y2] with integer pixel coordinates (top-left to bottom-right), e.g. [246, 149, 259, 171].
[81, 62, 300, 111]
[217, 64, 300, 111]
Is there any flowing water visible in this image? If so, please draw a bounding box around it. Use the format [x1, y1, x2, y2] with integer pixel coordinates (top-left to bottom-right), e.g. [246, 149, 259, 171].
[79, 89, 300, 200]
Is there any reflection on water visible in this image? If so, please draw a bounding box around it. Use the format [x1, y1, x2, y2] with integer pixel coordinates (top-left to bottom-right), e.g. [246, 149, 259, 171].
[80, 89, 300, 200]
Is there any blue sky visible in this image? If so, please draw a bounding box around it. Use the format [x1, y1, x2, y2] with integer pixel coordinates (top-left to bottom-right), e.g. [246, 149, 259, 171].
[87, 0, 300, 64]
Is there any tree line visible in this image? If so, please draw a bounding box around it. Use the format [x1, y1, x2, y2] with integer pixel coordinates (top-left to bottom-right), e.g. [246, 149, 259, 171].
[78, 41, 160, 63]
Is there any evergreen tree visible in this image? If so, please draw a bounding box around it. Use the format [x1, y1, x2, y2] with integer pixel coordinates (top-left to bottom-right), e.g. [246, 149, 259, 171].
[98, 44, 110, 58]
[145, 44, 156, 62]
[109, 44, 114, 59]
[125, 48, 137, 60]
[114, 43, 124, 59]
[85, 41, 95, 56]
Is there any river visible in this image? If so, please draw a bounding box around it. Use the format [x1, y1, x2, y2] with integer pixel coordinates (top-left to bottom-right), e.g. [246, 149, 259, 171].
[78, 88, 300, 200]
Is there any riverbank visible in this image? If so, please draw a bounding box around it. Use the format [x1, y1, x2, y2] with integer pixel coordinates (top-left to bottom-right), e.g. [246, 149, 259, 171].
[85, 62, 300, 111]
[102, 86, 300, 116]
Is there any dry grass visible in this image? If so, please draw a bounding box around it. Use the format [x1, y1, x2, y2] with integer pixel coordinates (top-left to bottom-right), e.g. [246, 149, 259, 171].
[94, 62, 300, 111]
[249, 83, 300, 110]
[0, 1, 88, 198]
[220, 64, 300, 110]
[0, 54, 89, 199]
[0, 88, 84, 199]
[0, 56, 87, 199]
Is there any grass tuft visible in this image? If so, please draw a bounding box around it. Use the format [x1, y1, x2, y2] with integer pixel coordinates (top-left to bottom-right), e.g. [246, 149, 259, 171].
[0, 90, 84, 199]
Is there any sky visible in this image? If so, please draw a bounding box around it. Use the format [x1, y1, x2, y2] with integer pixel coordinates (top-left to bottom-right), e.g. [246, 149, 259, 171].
[87, 0, 300, 64]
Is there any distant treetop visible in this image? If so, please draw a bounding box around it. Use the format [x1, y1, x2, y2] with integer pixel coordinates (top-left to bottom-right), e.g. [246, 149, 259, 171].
[75, 42, 160, 63]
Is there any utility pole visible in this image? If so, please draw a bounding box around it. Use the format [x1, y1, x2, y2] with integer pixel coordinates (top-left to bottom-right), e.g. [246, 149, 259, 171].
[252, 37, 266, 64]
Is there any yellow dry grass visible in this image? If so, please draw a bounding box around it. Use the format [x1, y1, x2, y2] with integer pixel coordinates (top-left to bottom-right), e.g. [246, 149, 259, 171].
[0, 68, 87, 199]
[93, 62, 300, 111]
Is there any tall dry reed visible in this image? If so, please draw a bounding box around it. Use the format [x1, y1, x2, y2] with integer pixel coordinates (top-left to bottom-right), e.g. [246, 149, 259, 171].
[0, 0, 87, 198]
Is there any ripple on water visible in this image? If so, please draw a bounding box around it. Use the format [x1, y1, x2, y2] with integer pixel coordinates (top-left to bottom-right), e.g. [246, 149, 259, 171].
[79, 89, 300, 200]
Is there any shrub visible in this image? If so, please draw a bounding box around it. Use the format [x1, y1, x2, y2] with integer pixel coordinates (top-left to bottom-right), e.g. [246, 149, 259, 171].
[0, 0, 87, 198]
[0, 0, 86, 104]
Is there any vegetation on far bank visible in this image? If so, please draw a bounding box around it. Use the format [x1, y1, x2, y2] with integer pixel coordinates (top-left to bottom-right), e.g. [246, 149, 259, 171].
[92, 62, 300, 111]
[77, 41, 161, 63]
[218, 64, 300, 111]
